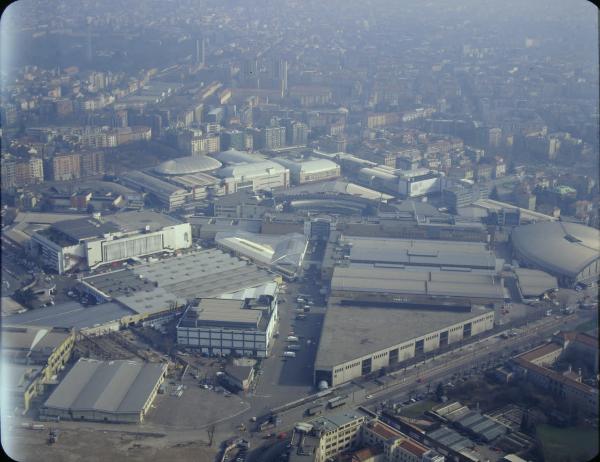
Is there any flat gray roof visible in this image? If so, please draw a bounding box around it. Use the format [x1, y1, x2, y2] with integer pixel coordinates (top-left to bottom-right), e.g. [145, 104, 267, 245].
[331, 265, 505, 300]
[83, 249, 277, 312]
[3, 301, 133, 330]
[44, 358, 166, 415]
[108, 210, 182, 232]
[52, 217, 120, 241]
[341, 236, 497, 270]
[187, 299, 263, 326]
[514, 268, 558, 298]
[315, 301, 493, 369]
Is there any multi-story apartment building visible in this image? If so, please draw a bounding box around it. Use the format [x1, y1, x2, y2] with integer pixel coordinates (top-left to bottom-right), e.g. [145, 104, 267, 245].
[263, 126, 286, 150]
[52, 153, 81, 181]
[1, 156, 44, 188]
[80, 151, 105, 177]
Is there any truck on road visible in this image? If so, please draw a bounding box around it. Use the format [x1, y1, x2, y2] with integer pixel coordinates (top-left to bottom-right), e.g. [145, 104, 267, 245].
[305, 404, 323, 416]
[327, 396, 347, 409]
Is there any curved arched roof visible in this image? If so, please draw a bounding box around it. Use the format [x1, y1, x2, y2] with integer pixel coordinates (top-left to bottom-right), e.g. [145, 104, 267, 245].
[154, 156, 221, 175]
[512, 221, 600, 277]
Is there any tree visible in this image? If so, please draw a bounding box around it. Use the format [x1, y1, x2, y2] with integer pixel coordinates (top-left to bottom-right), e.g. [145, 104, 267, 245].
[435, 382, 445, 401]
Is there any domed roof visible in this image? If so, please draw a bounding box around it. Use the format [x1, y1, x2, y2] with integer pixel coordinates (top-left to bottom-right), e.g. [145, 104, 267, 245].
[154, 156, 221, 175]
[512, 221, 600, 277]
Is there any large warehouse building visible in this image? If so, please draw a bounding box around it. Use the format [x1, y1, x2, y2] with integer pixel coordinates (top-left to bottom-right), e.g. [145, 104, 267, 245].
[29, 211, 191, 274]
[41, 358, 167, 423]
[217, 161, 290, 193]
[314, 300, 495, 387]
[331, 264, 507, 308]
[77, 248, 281, 332]
[322, 235, 501, 280]
[177, 295, 278, 357]
[511, 221, 599, 287]
[272, 157, 341, 185]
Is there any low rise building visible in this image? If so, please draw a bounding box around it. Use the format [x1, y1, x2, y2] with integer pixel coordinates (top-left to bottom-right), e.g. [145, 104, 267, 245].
[1, 325, 75, 412]
[41, 358, 167, 423]
[511, 335, 599, 415]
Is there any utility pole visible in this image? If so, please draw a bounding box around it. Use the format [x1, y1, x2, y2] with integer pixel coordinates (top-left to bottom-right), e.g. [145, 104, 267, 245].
[207, 424, 215, 447]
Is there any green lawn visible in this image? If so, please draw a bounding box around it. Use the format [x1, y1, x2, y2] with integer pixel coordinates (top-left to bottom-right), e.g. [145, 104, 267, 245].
[399, 399, 438, 418]
[537, 424, 599, 462]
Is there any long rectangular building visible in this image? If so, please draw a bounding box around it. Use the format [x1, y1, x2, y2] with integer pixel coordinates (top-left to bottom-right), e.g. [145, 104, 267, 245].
[314, 300, 495, 388]
[29, 211, 191, 274]
[41, 358, 167, 423]
[331, 264, 506, 307]
[338, 236, 499, 272]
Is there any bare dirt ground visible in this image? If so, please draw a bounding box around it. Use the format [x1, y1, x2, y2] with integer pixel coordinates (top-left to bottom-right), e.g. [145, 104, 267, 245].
[4, 425, 219, 462]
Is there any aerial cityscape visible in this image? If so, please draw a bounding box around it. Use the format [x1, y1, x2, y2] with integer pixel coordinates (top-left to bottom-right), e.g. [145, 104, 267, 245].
[0, 1, 598, 461]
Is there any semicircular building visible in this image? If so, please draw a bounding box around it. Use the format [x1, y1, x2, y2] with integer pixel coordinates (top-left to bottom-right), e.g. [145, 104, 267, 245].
[153, 156, 222, 175]
[511, 221, 600, 287]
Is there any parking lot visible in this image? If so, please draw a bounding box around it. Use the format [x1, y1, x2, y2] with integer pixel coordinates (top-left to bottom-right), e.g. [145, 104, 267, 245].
[147, 375, 251, 430]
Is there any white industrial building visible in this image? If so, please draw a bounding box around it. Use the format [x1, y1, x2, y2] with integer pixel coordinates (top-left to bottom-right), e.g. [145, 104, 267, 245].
[29, 211, 191, 274]
[272, 158, 340, 184]
[120, 170, 190, 210]
[357, 166, 444, 198]
[217, 161, 290, 193]
[215, 230, 308, 279]
[176, 292, 279, 358]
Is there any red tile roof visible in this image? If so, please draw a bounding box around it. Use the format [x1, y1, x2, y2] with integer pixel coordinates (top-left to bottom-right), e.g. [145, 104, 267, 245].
[371, 421, 403, 440]
[518, 343, 563, 362]
[399, 439, 428, 456]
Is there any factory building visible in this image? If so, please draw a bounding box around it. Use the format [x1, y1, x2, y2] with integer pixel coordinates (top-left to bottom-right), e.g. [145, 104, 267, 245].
[217, 160, 290, 193]
[333, 236, 500, 273]
[120, 170, 190, 210]
[1, 325, 75, 412]
[357, 166, 444, 198]
[78, 248, 280, 328]
[314, 300, 495, 387]
[176, 295, 278, 358]
[511, 221, 599, 287]
[41, 358, 167, 423]
[331, 265, 507, 308]
[29, 211, 191, 274]
[272, 158, 340, 185]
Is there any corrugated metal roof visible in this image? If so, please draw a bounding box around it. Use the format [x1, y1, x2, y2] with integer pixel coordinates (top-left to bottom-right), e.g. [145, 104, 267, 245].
[44, 359, 166, 415]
